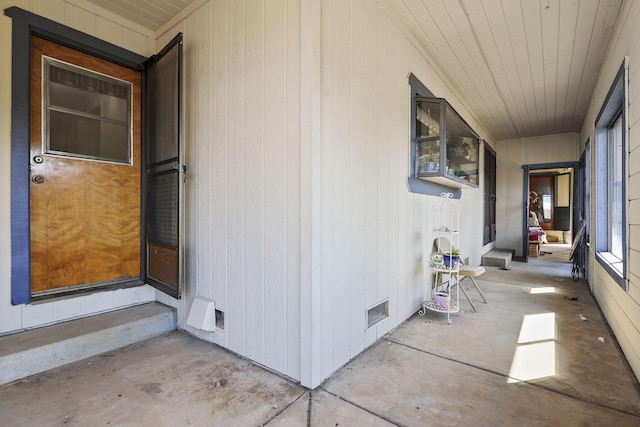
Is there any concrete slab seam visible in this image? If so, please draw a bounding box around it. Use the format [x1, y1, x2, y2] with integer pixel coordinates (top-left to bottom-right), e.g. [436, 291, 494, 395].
[383, 338, 640, 419]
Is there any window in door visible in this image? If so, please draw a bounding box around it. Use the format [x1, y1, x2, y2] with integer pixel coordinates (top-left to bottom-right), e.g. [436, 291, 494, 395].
[43, 57, 132, 164]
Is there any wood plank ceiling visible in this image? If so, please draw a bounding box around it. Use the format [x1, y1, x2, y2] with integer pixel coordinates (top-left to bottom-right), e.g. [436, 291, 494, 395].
[83, 0, 195, 31]
[86, 0, 623, 142]
[387, 0, 622, 141]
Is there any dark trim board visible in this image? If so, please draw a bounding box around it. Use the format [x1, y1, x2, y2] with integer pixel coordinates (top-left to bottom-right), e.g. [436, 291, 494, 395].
[4, 8, 146, 70]
[5, 7, 146, 305]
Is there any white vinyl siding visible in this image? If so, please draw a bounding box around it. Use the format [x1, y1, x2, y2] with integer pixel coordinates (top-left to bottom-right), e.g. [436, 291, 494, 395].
[154, 0, 489, 388]
[311, 0, 488, 386]
[153, 0, 303, 381]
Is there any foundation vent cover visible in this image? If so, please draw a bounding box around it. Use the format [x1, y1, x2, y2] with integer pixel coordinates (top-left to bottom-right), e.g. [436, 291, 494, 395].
[367, 300, 389, 328]
[186, 297, 216, 331]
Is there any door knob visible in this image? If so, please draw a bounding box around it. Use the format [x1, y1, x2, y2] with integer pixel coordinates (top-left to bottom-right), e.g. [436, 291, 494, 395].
[32, 175, 45, 184]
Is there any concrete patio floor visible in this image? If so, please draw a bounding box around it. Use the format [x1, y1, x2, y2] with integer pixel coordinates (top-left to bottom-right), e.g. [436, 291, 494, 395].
[1, 245, 640, 426]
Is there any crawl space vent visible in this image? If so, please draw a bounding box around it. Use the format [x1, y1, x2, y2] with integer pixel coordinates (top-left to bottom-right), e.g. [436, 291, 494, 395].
[367, 300, 389, 328]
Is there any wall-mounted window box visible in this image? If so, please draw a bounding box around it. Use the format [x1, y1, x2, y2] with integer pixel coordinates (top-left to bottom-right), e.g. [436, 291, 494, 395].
[413, 97, 480, 189]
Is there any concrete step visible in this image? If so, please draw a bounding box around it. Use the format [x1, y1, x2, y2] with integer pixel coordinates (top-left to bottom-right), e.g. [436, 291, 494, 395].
[482, 249, 513, 269]
[0, 302, 176, 385]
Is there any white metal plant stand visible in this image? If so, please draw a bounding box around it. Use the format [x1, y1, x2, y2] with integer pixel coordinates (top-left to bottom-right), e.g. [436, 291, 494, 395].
[419, 192, 462, 324]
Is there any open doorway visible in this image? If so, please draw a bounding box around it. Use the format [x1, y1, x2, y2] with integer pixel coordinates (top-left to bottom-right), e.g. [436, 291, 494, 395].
[522, 162, 578, 263]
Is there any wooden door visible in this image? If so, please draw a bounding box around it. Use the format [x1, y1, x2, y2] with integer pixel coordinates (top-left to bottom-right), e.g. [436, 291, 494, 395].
[30, 36, 141, 294]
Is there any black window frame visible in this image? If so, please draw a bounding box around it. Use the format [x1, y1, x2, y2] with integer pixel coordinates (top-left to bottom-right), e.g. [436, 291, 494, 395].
[407, 73, 465, 198]
[594, 61, 628, 290]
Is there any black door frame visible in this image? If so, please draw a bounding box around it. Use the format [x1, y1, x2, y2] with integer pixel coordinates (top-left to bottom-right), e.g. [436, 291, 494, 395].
[521, 161, 578, 262]
[5, 7, 146, 305]
[574, 141, 590, 283]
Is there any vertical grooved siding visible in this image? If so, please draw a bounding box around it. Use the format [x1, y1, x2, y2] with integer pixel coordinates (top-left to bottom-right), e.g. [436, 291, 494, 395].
[165, 0, 488, 386]
[156, 0, 302, 381]
[315, 0, 487, 385]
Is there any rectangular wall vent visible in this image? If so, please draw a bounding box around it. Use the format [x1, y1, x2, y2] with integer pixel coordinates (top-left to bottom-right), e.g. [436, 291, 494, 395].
[367, 300, 389, 329]
[215, 309, 225, 330]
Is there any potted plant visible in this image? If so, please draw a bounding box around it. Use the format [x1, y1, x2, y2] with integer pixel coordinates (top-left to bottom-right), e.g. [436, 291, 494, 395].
[447, 135, 471, 158]
[443, 247, 460, 267]
[433, 274, 453, 310]
[417, 151, 440, 174]
[433, 291, 450, 310]
[431, 253, 444, 265]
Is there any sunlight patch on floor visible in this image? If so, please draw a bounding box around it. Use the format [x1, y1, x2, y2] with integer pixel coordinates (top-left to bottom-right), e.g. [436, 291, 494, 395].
[529, 287, 556, 294]
[517, 313, 556, 343]
[509, 313, 557, 383]
[508, 341, 556, 383]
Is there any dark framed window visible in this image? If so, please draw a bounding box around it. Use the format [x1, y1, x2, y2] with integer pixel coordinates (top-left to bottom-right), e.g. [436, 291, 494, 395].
[407, 73, 481, 198]
[595, 61, 627, 289]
